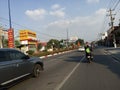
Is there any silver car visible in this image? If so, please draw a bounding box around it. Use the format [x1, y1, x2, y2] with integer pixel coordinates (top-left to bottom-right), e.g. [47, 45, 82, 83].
[78, 46, 85, 52]
[0, 48, 44, 86]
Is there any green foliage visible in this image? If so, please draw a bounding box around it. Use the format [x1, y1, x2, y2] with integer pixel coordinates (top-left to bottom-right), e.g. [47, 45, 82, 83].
[76, 38, 84, 45]
[15, 40, 20, 47]
[26, 50, 34, 55]
[59, 39, 66, 48]
[3, 39, 21, 48]
[47, 39, 60, 49]
[37, 43, 42, 51]
[3, 39, 8, 48]
[33, 51, 51, 57]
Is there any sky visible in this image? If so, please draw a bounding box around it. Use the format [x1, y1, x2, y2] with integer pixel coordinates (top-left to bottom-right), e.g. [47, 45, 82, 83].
[0, 0, 120, 42]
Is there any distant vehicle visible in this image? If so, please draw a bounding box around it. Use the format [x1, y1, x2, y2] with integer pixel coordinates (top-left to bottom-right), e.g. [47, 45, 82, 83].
[0, 48, 44, 86]
[78, 46, 85, 52]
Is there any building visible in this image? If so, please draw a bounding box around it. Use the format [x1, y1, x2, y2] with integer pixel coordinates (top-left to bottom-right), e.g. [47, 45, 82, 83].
[19, 30, 37, 53]
[38, 42, 47, 51]
[101, 32, 107, 40]
[106, 26, 120, 47]
[111, 26, 120, 47]
[0, 28, 8, 48]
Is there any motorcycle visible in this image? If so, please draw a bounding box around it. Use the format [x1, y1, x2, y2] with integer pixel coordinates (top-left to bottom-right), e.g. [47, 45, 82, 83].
[86, 53, 93, 63]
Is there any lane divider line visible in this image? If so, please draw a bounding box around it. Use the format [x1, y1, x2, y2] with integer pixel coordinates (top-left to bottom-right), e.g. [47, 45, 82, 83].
[54, 56, 85, 90]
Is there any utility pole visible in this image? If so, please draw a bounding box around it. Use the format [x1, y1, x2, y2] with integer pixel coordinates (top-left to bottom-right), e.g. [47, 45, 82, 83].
[108, 8, 117, 48]
[8, 0, 14, 48]
[8, 0, 12, 28]
[66, 28, 69, 48]
[119, 19, 120, 26]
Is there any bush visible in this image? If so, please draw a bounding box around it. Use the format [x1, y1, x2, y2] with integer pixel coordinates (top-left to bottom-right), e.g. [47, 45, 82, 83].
[33, 51, 51, 57]
[26, 50, 34, 55]
[32, 48, 76, 57]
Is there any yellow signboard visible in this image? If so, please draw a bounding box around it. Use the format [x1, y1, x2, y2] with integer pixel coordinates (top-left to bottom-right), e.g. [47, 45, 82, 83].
[19, 30, 36, 41]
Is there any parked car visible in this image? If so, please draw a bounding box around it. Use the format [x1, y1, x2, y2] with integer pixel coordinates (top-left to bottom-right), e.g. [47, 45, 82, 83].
[78, 46, 85, 52]
[0, 48, 44, 86]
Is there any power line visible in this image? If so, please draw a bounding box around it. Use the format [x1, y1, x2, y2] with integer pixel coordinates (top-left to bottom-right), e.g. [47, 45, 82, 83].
[111, 0, 120, 26]
[112, 0, 120, 10]
[0, 17, 65, 39]
[101, 0, 119, 29]
[99, 0, 112, 34]
[107, 0, 115, 9]
[98, 0, 118, 41]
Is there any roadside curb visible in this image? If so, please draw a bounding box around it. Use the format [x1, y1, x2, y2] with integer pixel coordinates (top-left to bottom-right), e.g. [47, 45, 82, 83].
[39, 50, 75, 59]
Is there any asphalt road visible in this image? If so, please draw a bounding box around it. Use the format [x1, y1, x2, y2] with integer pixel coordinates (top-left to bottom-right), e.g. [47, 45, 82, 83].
[8, 48, 120, 90]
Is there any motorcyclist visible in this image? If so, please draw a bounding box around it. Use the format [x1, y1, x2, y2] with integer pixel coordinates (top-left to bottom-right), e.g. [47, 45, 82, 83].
[84, 42, 93, 62]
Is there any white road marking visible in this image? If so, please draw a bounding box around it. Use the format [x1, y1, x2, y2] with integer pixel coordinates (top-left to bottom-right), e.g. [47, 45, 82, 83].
[54, 56, 85, 90]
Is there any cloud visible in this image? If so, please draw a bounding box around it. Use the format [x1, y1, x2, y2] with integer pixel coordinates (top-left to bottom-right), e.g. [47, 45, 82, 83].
[50, 4, 66, 18]
[46, 8, 107, 41]
[95, 8, 106, 15]
[25, 9, 47, 20]
[47, 20, 70, 28]
[25, 4, 66, 20]
[49, 9, 65, 18]
[51, 4, 60, 10]
[87, 0, 99, 3]
[47, 8, 106, 28]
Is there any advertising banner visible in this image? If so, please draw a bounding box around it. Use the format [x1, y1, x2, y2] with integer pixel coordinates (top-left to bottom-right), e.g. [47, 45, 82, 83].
[8, 28, 14, 48]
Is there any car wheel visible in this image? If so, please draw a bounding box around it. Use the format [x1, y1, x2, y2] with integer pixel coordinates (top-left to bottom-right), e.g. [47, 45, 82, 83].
[33, 64, 42, 77]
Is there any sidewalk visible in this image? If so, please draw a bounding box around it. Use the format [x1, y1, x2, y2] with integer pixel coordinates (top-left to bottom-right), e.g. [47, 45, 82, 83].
[105, 47, 120, 61]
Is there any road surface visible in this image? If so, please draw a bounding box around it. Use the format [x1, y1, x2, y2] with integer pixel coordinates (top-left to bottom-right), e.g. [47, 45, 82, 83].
[8, 47, 120, 90]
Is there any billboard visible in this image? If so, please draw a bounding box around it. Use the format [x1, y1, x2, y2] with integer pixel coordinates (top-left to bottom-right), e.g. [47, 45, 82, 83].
[8, 28, 14, 48]
[19, 30, 36, 41]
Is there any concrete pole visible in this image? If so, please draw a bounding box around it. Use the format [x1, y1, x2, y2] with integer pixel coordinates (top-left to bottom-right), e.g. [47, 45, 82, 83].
[109, 9, 117, 48]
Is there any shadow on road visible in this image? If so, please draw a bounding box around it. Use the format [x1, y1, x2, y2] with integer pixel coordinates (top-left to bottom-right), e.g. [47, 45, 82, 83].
[93, 54, 120, 78]
[0, 75, 32, 90]
[64, 49, 120, 78]
[64, 51, 84, 63]
[64, 56, 83, 63]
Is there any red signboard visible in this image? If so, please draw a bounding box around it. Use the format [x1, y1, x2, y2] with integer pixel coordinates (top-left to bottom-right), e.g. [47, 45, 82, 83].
[8, 28, 14, 48]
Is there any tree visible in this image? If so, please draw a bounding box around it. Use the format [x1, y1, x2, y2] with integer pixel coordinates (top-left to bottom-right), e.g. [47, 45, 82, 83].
[3, 39, 21, 48]
[59, 39, 66, 49]
[15, 40, 20, 47]
[3, 39, 8, 48]
[37, 43, 42, 51]
[75, 38, 84, 46]
[47, 39, 60, 50]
